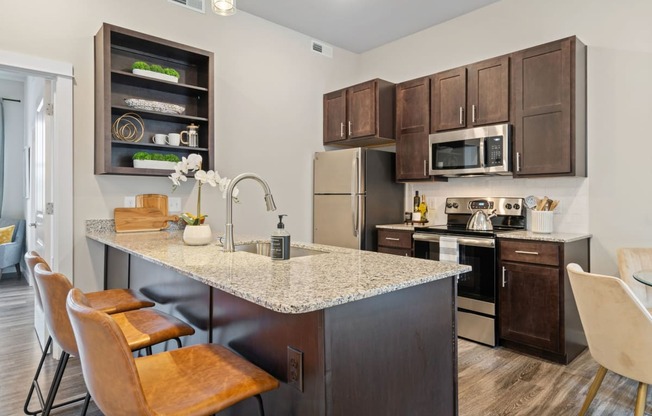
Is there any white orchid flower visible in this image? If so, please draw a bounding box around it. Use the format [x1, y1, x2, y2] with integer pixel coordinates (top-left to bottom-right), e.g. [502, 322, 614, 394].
[169, 171, 188, 188]
[187, 154, 203, 171]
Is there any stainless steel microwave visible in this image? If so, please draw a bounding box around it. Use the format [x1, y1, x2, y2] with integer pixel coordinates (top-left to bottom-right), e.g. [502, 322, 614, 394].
[428, 123, 511, 177]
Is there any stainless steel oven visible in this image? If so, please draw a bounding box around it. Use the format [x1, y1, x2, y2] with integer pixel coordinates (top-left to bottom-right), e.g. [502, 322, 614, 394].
[413, 197, 525, 347]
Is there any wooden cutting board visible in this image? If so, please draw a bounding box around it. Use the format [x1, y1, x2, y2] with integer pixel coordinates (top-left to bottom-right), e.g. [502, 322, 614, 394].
[136, 194, 168, 216]
[114, 208, 179, 233]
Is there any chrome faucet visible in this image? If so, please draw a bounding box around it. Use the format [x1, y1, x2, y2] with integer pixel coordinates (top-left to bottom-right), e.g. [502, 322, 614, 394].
[224, 173, 276, 252]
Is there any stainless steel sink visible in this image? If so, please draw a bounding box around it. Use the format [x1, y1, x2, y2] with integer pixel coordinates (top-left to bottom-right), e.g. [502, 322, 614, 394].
[234, 242, 327, 258]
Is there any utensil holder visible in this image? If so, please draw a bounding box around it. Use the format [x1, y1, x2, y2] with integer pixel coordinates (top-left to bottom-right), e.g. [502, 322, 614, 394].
[531, 211, 554, 234]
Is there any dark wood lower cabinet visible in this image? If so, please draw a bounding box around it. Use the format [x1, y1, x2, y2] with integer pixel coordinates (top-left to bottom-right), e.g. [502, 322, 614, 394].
[105, 246, 458, 415]
[498, 238, 589, 364]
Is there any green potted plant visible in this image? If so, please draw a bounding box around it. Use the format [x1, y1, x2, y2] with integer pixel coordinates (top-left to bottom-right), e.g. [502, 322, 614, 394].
[131, 61, 180, 83]
[133, 151, 180, 169]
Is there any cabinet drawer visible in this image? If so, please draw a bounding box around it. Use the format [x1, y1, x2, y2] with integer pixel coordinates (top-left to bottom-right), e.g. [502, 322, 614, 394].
[378, 229, 413, 249]
[378, 246, 412, 257]
[499, 240, 560, 267]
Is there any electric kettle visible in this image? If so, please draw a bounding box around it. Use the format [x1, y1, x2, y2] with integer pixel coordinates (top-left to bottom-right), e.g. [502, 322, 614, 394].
[466, 209, 497, 231]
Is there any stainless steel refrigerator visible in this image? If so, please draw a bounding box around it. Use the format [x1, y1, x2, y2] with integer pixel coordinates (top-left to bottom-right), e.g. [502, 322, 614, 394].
[313, 148, 404, 250]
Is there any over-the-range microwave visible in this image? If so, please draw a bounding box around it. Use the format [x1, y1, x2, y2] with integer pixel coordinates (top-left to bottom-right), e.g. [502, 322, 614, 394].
[428, 123, 511, 177]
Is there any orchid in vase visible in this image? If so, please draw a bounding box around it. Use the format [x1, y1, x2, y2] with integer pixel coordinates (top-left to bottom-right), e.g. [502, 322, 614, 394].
[169, 154, 239, 226]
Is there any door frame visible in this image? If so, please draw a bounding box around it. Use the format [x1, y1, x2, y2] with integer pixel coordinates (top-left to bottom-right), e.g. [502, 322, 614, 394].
[0, 50, 73, 280]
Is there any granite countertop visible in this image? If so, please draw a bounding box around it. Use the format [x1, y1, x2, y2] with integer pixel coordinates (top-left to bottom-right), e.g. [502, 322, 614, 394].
[497, 230, 592, 243]
[86, 222, 470, 314]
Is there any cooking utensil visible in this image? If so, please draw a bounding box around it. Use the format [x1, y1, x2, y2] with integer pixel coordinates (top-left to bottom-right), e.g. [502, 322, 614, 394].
[466, 209, 497, 231]
[549, 200, 559, 211]
[524, 195, 537, 210]
[536, 197, 549, 211]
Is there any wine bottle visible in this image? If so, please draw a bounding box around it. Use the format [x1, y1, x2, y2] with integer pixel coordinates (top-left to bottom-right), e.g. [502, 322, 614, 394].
[413, 191, 420, 213]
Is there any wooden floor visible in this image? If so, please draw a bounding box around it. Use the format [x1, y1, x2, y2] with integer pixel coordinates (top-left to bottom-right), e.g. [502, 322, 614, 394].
[0, 274, 648, 415]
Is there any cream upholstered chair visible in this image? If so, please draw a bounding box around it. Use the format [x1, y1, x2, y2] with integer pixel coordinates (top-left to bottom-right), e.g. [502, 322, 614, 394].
[567, 263, 652, 416]
[66, 288, 279, 416]
[617, 248, 652, 309]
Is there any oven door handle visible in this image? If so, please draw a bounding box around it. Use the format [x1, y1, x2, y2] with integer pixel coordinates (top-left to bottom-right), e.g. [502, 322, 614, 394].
[412, 233, 495, 248]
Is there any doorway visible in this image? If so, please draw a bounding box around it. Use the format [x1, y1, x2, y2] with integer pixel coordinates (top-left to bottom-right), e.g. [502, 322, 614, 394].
[0, 50, 73, 350]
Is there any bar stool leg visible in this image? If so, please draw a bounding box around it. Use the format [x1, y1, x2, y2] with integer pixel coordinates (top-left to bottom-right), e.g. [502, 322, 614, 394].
[24, 336, 52, 415]
[42, 351, 70, 416]
[79, 393, 91, 416]
[254, 394, 265, 416]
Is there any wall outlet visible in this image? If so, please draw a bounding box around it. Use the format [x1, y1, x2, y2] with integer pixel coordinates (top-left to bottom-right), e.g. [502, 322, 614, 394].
[287, 346, 303, 392]
[124, 196, 136, 208]
[168, 197, 182, 213]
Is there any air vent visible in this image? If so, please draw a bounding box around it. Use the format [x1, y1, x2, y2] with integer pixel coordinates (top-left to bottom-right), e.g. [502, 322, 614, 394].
[168, 0, 205, 13]
[311, 40, 333, 58]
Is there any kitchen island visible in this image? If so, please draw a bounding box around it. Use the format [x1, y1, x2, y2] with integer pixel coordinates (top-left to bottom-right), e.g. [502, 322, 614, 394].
[87, 222, 470, 416]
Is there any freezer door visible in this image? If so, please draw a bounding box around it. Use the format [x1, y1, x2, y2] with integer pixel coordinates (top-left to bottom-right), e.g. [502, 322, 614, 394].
[314, 148, 363, 194]
[313, 194, 365, 249]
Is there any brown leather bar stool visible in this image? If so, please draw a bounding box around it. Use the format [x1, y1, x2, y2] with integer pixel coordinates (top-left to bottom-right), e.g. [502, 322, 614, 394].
[23, 251, 157, 415]
[66, 288, 279, 416]
[32, 263, 196, 416]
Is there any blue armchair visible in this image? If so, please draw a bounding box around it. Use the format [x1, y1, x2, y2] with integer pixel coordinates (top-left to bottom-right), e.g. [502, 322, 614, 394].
[0, 218, 26, 277]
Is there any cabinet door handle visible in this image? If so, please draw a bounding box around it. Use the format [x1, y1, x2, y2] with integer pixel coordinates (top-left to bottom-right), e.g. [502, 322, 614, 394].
[472, 105, 476, 123]
[515, 250, 539, 256]
[502, 266, 507, 288]
[348, 120, 352, 136]
[340, 122, 344, 138]
[423, 160, 427, 176]
[459, 107, 464, 125]
[516, 152, 521, 172]
[385, 237, 400, 241]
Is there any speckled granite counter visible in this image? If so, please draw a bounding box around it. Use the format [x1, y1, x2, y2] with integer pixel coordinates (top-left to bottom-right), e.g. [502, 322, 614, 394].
[498, 230, 592, 243]
[86, 225, 470, 314]
[376, 223, 418, 231]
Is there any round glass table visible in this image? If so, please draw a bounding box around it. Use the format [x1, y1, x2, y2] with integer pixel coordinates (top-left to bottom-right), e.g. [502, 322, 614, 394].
[633, 270, 652, 286]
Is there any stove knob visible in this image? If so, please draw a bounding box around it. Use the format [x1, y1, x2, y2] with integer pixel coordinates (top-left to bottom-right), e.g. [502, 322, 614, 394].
[446, 203, 453, 209]
[513, 203, 520, 210]
[452, 203, 459, 209]
[505, 203, 513, 210]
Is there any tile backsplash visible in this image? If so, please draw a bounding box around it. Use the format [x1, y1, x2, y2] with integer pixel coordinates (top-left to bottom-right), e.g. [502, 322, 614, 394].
[409, 176, 589, 233]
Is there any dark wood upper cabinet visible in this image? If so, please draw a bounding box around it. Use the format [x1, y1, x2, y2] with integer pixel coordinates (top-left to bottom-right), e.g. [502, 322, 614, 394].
[511, 36, 586, 177]
[323, 79, 395, 147]
[467, 56, 510, 126]
[431, 67, 467, 131]
[323, 89, 347, 144]
[396, 77, 431, 181]
[431, 56, 509, 132]
[94, 23, 214, 176]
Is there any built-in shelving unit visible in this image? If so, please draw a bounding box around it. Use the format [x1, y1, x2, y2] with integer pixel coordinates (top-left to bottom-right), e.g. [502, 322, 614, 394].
[94, 23, 214, 176]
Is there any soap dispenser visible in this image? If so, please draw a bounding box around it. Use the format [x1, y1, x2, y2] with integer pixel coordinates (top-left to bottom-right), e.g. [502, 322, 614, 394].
[271, 214, 290, 260]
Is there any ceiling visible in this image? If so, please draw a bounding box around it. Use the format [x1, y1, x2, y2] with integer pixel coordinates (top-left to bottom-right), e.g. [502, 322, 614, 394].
[237, 0, 500, 54]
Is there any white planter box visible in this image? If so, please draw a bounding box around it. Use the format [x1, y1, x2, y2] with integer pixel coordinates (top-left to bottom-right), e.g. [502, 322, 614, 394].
[133, 160, 177, 170]
[132, 69, 179, 83]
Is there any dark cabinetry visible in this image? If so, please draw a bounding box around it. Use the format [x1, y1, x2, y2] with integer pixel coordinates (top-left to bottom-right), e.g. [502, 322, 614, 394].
[377, 228, 413, 257]
[498, 238, 589, 364]
[395, 77, 431, 181]
[95, 23, 214, 176]
[323, 79, 395, 147]
[431, 56, 509, 132]
[511, 36, 586, 177]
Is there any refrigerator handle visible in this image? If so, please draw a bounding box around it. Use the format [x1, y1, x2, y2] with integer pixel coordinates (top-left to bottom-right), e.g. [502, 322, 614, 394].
[351, 154, 359, 236]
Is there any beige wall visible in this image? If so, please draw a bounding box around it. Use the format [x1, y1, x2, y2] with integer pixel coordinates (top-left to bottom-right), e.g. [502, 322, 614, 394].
[358, 0, 652, 276]
[0, 0, 359, 291]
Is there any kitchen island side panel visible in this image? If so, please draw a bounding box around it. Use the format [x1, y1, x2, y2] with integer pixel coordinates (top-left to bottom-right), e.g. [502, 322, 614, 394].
[324, 276, 457, 416]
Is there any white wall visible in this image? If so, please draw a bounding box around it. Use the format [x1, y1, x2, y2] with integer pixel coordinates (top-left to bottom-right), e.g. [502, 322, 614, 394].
[358, 0, 652, 276]
[0, 79, 25, 219]
[0, 0, 359, 291]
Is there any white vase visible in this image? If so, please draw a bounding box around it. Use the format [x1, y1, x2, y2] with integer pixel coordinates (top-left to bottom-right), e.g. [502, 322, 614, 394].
[183, 224, 212, 246]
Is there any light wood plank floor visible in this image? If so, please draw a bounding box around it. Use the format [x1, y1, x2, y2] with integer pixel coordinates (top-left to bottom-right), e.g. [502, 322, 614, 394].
[0, 275, 649, 415]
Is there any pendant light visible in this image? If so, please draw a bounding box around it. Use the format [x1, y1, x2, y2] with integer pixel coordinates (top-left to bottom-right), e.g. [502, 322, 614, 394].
[212, 0, 236, 16]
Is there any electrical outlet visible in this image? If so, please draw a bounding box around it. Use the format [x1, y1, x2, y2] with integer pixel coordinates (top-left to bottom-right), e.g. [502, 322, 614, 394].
[287, 346, 303, 391]
[168, 197, 182, 213]
[124, 196, 135, 208]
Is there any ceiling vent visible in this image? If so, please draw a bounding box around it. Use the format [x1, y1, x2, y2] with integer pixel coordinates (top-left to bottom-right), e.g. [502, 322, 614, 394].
[311, 40, 333, 58]
[168, 0, 205, 13]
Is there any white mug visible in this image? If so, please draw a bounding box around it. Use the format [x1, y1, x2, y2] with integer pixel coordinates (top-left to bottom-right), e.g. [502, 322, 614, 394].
[167, 133, 181, 146]
[152, 134, 167, 145]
